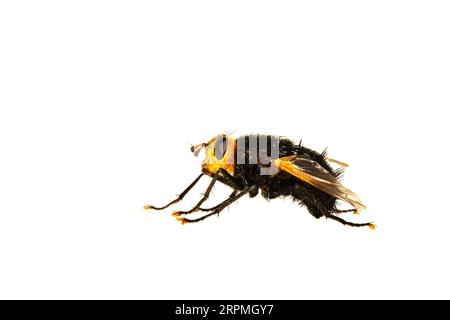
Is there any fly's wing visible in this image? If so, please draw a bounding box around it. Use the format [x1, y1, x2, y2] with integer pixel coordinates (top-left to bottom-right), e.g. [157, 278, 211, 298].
[325, 157, 349, 168]
[273, 155, 366, 212]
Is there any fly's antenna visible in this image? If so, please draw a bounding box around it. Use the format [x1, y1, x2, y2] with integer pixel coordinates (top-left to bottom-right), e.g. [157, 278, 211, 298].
[191, 143, 207, 157]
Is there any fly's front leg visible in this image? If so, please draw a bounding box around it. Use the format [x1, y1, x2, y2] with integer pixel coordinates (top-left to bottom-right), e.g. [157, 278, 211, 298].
[172, 168, 244, 216]
[177, 186, 255, 224]
[211, 168, 246, 190]
[171, 174, 219, 217]
[196, 169, 245, 212]
[198, 190, 238, 212]
[143, 173, 203, 211]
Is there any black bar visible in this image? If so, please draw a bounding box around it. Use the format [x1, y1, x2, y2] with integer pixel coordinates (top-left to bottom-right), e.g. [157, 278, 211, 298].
[0, 300, 441, 319]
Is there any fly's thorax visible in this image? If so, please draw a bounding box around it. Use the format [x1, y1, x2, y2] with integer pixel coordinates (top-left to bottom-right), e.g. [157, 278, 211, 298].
[201, 135, 280, 176]
[235, 135, 280, 175]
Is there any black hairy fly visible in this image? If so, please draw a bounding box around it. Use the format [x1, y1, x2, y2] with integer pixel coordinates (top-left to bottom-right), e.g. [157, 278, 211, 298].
[144, 134, 375, 229]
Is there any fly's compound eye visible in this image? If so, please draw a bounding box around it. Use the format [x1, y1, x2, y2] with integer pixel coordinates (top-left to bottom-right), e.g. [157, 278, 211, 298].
[214, 136, 228, 160]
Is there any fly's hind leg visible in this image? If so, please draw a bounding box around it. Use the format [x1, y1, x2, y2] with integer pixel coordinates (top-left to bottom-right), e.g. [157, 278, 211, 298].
[331, 208, 359, 214]
[326, 214, 376, 229]
[297, 186, 375, 229]
[144, 173, 203, 211]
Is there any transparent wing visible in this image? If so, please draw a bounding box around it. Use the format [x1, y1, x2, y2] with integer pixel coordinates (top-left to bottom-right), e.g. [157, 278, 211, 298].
[325, 157, 349, 168]
[273, 155, 366, 212]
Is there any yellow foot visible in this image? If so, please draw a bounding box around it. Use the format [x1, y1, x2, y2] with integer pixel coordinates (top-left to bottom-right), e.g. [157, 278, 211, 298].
[368, 223, 376, 230]
[172, 209, 197, 216]
[354, 210, 360, 215]
[176, 217, 189, 225]
[143, 205, 155, 210]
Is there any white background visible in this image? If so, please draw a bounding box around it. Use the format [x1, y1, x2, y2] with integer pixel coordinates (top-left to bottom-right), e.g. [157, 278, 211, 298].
[1, 1, 449, 299]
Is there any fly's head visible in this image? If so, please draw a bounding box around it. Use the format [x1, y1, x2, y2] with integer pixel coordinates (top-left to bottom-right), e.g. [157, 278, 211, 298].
[191, 134, 236, 176]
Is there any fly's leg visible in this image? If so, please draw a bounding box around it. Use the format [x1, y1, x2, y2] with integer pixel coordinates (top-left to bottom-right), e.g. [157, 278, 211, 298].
[144, 173, 203, 211]
[176, 186, 255, 224]
[171, 174, 219, 216]
[211, 168, 246, 190]
[295, 185, 375, 229]
[326, 214, 376, 229]
[173, 168, 245, 216]
[331, 208, 359, 214]
[198, 190, 238, 212]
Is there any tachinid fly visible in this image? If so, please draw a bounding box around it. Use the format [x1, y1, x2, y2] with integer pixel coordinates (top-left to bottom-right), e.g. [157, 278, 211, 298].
[144, 134, 375, 229]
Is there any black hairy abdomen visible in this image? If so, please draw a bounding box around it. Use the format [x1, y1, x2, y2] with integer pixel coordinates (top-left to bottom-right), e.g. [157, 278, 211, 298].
[234, 135, 340, 218]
